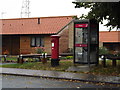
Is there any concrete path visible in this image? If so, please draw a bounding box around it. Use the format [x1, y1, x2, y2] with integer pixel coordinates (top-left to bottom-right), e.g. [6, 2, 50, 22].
[0, 67, 120, 84]
[2, 75, 115, 88]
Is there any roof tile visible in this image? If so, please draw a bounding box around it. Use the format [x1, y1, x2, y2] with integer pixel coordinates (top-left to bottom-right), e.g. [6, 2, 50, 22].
[1, 16, 74, 35]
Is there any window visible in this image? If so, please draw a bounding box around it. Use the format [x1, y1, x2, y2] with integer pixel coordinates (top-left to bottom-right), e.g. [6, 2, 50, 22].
[31, 37, 36, 46]
[31, 36, 44, 47]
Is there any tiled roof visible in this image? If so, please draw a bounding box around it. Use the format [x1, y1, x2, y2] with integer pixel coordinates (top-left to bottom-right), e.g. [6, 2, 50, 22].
[99, 31, 120, 42]
[1, 16, 74, 35]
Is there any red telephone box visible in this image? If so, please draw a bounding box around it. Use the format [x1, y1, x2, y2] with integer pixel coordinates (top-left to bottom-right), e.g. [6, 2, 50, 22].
[51, 35, 60, 67]
[74, 19, 99, 65]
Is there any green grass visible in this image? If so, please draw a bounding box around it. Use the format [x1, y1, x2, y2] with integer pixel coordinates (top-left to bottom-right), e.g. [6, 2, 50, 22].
[1, 56, 73, 62]
[1, 60, 74, 71]
[89, 60, 120, 76]
[1, 57, 18, 61]
[1, 60, 120, 76]
[99, 60, 120, 65]
[89, 64, 120, 76]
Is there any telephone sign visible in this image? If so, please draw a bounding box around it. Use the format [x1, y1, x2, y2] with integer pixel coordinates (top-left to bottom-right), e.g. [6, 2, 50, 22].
[75, 24, 88, 28]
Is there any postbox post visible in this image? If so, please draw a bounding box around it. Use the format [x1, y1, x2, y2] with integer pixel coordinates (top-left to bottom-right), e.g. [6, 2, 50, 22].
[51, 35, 60, 67]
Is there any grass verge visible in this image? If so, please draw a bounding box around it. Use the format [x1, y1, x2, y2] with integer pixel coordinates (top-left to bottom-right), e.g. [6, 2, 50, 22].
[1, 60, 120, 76]
[1, 57, 18, 62]
[1, 60, 73, 71]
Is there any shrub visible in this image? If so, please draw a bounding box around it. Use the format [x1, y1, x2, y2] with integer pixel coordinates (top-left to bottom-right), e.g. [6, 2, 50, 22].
[66, 56, 73, 59]
[68, 48, 73, 53]
[60, 56, 73, 60]
[35, 47, 45, 54]
[99, 47, 109, 55]
[60, 57, 67, 60]
[118, 52, 120, 56]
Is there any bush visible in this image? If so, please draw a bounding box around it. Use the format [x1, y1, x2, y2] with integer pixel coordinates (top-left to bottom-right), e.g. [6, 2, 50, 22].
[66, 56, 73, 59]
[60, 56, 73, 60]
[35, 47, 45, 54]
[60, 57, 67, 60]
[99, 47, 109, 55]
[118, 52, 120, 56]
[67, 48, 73, 53]
[36, 48, 43, 54]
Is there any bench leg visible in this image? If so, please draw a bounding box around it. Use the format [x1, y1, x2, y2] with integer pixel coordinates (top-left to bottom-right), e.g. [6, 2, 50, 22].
[95, 60, 99, 66]
[0, 57, 1, 62]
[4, 56, 7, 62]
[39, 57, 41, 62]
[102, 58, 106, 67]
[20, 58, 24, 64]
[112, 59, 116, 67]
[18, 56, 24, 64]
[17, 58, 20, 63]
[4, 57, 6, 62]
[41, 58, 47, 64]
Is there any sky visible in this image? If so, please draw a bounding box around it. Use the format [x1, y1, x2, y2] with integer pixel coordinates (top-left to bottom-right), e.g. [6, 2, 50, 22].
[0, 0, 118, 31]
[0, 0, 89, 19]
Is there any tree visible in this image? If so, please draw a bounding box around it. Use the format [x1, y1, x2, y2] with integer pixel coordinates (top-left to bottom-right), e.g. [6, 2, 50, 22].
[72, 2, 120, 30]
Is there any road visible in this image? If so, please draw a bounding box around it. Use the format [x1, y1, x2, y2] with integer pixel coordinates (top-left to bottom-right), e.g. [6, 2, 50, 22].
[1, 75, 118, 88]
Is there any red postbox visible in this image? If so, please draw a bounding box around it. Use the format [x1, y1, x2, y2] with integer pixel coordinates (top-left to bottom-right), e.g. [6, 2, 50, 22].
[51, 35, 60, 67]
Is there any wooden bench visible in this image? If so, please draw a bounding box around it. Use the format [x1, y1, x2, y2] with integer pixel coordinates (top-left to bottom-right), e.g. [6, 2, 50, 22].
[101, 55, 120, 67]
[18, 53, 73, 64]
[0, 55, 7, 62]
[18, 54, 50, 64]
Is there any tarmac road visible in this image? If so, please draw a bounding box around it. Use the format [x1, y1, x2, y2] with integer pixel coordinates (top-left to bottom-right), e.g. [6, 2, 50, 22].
[1, 75, 118, 89]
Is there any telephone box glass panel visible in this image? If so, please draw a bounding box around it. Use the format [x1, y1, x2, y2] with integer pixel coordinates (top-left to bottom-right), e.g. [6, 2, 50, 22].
[89, 23, 99, 63]
[74, 24, 88, 63]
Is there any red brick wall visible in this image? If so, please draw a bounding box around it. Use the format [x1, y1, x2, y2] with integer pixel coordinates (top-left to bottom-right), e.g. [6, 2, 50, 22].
[99, 31, 120, 42]
[68, 22, 74, 50]
[58, 22, 73, 53]
[20, 36, 31, 54]
[44, 36, 51, 54]
[99, 31, 120, 53]
[20, 35, 52, 54]
[58, 27, 69, 53]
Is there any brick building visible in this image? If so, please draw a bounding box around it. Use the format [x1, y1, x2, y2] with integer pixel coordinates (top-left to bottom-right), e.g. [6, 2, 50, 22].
[1, 16, 74, 55]
[1, 16, 119, 55]
[99, 31, 120, 53]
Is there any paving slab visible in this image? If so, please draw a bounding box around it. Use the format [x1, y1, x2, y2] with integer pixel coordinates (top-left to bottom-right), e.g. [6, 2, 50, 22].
[0, 67, 120, 84]
[66, 65, 91, 72]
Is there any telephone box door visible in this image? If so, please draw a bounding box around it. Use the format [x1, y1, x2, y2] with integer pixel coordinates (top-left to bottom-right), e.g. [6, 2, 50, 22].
[74, 23, 88, 63]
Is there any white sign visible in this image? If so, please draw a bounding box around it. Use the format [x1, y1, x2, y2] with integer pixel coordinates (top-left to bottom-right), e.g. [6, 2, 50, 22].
[52, 43, 54, 47]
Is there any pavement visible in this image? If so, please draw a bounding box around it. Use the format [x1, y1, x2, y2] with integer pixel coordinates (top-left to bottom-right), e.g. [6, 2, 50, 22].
[0, 67, 120, 84]
[3, 74, 114, 88]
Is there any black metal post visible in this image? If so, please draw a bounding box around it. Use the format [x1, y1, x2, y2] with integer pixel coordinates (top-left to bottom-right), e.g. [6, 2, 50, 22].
[103, 55, 106, 68]
[4, 55, 7, 62]
[112, 59, 116, 67]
